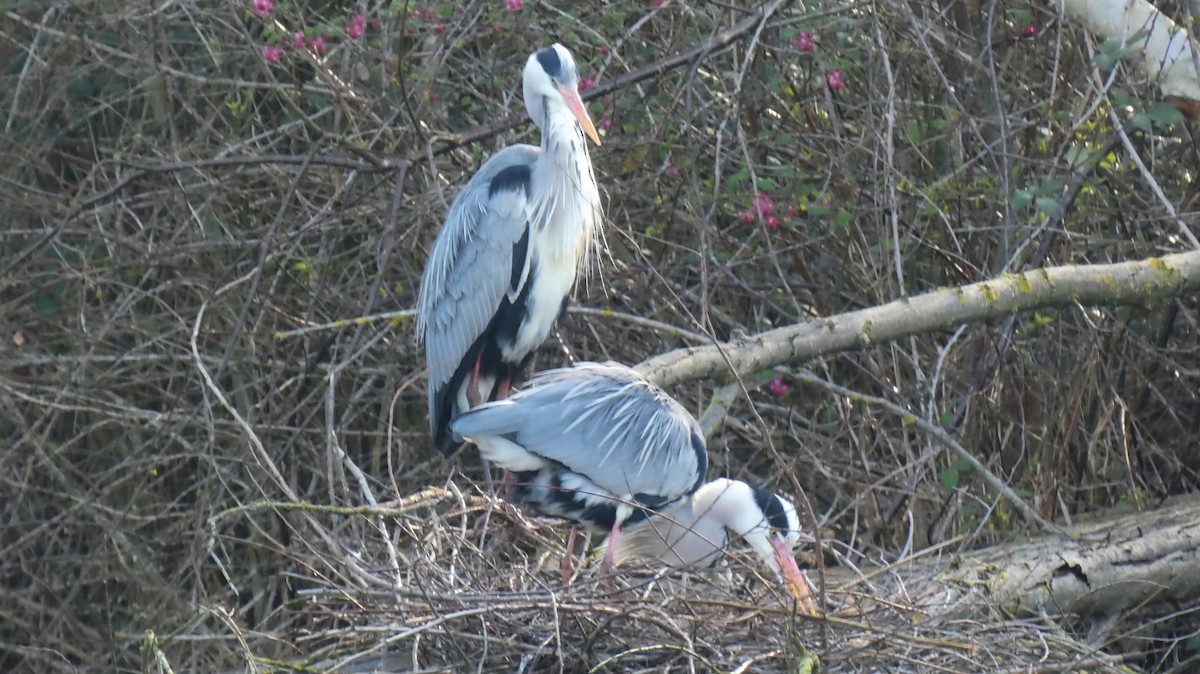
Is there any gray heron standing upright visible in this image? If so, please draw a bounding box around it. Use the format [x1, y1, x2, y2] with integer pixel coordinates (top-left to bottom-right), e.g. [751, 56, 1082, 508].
[448, 362, 816, 612]
[417, 44, 603, 456]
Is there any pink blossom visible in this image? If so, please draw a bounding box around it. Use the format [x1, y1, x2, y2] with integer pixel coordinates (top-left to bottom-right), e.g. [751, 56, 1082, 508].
[600, 45, 610, 56]
[768, 375, 791, 398]
[793, 31, 814, 53]
[412, 7, 423, 18]
[307, 34, 328, 55]
[506, 0, 523, 11]
[252, 0, 272, 18]
[432, 21, 445, 33]
[426, 90, 437, 102]
[787, 206, 801, 218]
[597, 116, 613, 132]
[263, 45, 282, 62]
[737, 210, 755, 225]
[827, 69, 846, 92]
[764, 214, 780, 230]
[492, 25, 502, 35]
[652, 0, 665, 6]
[292, 32, 305, 49]
[1021, 25, 1036, 38]
[579, 77, 595, 92]
[346, 13, 366, 40]
[754, 191, 774, 217]
[664, 161, 678, 178]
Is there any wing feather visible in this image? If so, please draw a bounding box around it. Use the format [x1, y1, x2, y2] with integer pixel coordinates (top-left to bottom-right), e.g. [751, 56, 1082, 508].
[417, 145, 541, 436]
[451, 362, 706, 502]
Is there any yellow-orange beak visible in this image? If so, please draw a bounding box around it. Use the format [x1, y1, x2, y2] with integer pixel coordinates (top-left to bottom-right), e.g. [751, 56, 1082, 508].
[771, 536, 819, 616]
[558, 85, 601, 146]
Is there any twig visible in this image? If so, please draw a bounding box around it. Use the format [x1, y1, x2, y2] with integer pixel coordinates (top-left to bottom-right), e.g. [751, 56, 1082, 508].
[791, 369, 1059, 533]
[1106, 107, 1200, 249]
[273, 305, 712, 344]
[427, 0, 787, 156]
[589, 644, 726, 674]
[205, 490, 448, 530]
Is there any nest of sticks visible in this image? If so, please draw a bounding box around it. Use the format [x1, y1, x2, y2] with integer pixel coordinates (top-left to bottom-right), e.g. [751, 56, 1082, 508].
[192, 485, 1135, 674]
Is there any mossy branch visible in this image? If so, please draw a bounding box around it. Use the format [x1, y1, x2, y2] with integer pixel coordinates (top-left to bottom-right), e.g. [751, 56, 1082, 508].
[636, 250, 1200, 387]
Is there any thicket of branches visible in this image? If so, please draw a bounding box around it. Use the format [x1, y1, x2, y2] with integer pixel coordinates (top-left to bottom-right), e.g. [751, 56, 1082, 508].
[2, 0, 1198, 672]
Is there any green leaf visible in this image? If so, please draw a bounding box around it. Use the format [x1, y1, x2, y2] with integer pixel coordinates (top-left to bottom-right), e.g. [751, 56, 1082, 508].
[757, 178, 777, 192]
[1110, 88, 1134, 110]
[1012, 189, 1032, 211]
[36, 291, 61, 318]
[1132, 112, 1152, 132]
[906, 120, 922, 143]
[1036, 179, 1064, 196]
[727, 168, 750, 189]
[1095, 52, 1116, 73]
[835, 210, 854, 227]
[1145, 103, 1184, 126]
[1097, 37, 1125, 58]
[938, 467, 960, 490]
[1065, 144, 1090, 169]
[951, 457, 975, 473]
[1035, 196, 1059, 215]
[940, 411, 956, 428]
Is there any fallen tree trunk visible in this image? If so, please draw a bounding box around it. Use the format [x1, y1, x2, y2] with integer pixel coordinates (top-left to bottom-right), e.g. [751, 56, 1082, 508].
[837, 493, 1200, 619]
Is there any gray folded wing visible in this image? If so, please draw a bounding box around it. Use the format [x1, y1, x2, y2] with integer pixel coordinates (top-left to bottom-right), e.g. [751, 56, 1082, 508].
[416, 145, 541, 435]
[450, 362, 707, 501]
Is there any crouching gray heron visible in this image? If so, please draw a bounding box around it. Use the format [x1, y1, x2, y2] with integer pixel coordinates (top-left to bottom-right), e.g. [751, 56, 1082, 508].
[417, 43, 603, 457]
[611, 478, 818, 614]
[448, 362, 816, 612]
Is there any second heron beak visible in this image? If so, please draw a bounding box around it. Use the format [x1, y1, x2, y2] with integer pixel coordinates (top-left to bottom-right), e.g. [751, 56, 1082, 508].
[558, 85, 601, 146]
[771, 535, 819, 616]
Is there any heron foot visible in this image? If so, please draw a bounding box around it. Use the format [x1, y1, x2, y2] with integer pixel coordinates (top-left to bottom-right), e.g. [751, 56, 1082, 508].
[560, 526, 579, 592]
[600, 520, 621, 597]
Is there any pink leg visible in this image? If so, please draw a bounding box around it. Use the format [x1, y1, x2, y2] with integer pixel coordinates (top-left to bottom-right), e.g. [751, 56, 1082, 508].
[466, 355, 499, 493]
[561, 526, 579, 591]
[601, 520, 621, 595]
[492, 378, 512, 493]
[466, 354, 483, 408]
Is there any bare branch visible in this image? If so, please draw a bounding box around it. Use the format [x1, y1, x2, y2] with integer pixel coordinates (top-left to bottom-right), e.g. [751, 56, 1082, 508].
[637, 250, 1200, 386]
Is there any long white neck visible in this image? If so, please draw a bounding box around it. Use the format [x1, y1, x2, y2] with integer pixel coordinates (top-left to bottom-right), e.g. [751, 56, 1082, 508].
[688, 479, 784, 574]
[530, 99, 601, 269]
[613, 479, 757, 569]
[612, 498, 728, 569]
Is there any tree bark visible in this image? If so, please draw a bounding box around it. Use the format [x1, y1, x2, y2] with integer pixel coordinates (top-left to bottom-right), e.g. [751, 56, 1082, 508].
[876, 493, 1200, 618]
[636, 250, 1200, 387]
[1058, 0, 1200, 114]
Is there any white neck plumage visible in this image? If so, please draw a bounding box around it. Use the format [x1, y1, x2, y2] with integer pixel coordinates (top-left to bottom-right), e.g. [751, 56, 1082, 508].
[531, 98, 600, 268]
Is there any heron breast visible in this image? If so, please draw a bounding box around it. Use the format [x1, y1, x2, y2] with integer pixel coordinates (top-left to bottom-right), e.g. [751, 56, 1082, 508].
[500, 247, 576, 362]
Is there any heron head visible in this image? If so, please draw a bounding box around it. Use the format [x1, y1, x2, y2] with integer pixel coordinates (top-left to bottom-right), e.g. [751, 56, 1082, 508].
[746, 489, 817, 614]
[523, 43, 601, 145]
[695, 479, 817, 613]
